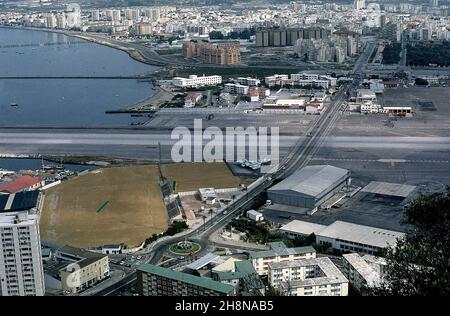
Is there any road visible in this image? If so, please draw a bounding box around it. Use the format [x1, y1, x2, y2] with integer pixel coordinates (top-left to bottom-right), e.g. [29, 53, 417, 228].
[92, 40, 378, 296]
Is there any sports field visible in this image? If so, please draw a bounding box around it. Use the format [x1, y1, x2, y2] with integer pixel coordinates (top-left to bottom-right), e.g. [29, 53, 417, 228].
[160, 162, 244, 192]
[40, 165, 168, 248]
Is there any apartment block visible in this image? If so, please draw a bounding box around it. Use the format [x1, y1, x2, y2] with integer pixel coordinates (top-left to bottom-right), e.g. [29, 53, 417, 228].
[342, 253, 385, 292]
[274, 257, 349, 296]
[249, 242, 316, 275]
[224, 83, 249, 95]
[137, 264, 236, 296]
[0, 191, 45, 296]
[172, 75, 222, 87]
[183, 40, 240, 65]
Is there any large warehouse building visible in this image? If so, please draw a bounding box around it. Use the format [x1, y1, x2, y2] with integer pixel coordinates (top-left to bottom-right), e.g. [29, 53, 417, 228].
[267, 165, 350, 208]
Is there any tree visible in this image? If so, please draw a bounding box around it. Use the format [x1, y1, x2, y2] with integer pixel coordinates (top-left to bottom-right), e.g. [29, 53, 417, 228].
[209, 31, 224, 40]
[370, 188, 450, 296]
[415, 78, 429, 86]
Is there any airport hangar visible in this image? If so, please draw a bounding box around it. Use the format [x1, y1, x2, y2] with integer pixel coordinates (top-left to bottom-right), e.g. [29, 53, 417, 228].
[267, 165, 350, 209]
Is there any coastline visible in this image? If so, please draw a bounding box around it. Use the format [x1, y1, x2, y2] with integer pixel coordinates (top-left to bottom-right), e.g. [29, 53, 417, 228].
[0, 25, 173, 117]
[0, 25, 165, 67]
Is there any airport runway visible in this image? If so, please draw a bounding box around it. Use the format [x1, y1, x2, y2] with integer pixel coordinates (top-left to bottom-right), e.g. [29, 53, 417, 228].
[1, 132, 449, 149]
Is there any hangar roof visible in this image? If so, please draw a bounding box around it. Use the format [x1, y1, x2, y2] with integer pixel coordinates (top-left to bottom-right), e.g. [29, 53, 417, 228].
[361, 181, 416, 198]
[268, 165, 349, 198]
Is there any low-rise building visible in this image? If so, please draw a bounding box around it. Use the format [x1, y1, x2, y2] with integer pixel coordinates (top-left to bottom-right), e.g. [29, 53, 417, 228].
[249, 242, 316, 275]
[137, 264, 236, 296]
[280, 219, 405, 255]
[0, 175, 45, 194]
[264, 74, 291, 87]
[273, 257, 348, 296]
[172, 75, 222, 88]
[382, 106, 413, 117]
[224, 83, 249, 95]
[184, 92, 202, 108]
[235, 77, 260, 86]
[55, 246, 110, 294]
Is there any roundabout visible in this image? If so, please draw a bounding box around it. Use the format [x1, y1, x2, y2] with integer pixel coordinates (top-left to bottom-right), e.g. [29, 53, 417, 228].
[169, 240, 201, 255]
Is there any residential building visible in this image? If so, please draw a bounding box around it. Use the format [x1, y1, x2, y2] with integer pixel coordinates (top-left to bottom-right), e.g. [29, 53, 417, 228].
[183, 40, 240, 65]
[264, 74, 291, 87]
[270, 257, 348, 296]
[249, 242, 316, 275]
[184, 92, 202, 108]
[235, 77, 260, 86]
[172, 75, 222, 88]
[0, 191, 45, 296]
[354, 0, 366, 10]
[342, 253, 384, 292]
[256, 28, 330, 47]
[137, 264, 236, 296]
[211, 260, 265, 295]
[224, 83, 249, 95]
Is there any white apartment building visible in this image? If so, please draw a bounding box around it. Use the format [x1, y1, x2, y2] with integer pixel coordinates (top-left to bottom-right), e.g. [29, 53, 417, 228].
[249, 242, 316, 275]
[223, 83, 249, 95]
[172, 75, 222, 87]
[342, 253, 384, 292]
[272, 257, 348, 296]
[235, 77, 261, 86]
[290, 73, 336, 88]
[0, 191, 45, 296]
[264, 74, 290, 87]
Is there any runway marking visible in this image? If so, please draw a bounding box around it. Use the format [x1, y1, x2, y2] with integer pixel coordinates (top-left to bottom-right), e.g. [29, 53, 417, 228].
[415, 131, 438, 137]
[312, 158, 449, 164]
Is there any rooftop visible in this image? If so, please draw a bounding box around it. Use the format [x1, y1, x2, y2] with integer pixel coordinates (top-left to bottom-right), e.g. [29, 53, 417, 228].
[276, 257, 348, 288]
[361, 181, 416, 198]
[317, 220, 405, 249]
[0, 190, 40, 213]
[342, 253, 381, 287]
[268, 165, 349, 198]
[56, 245, 107, 270]
[280, 220, 327, 235]
[138, 264, 235, 294]
[185, 253, 221, 271]
[249, 242, 316, 259]
[0, 175, 42, 194]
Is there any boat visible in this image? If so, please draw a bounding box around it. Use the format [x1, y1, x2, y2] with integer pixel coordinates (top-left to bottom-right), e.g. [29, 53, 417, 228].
[10, 101, 18, 107]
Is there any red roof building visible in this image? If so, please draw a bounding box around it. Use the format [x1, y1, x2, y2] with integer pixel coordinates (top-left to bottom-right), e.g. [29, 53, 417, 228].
[0, 175, 44, 194]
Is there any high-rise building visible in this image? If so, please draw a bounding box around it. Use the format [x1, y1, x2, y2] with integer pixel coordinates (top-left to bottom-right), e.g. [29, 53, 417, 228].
[0, 191, 45, 296]
[45, 14, 57, 28]
[56, 13, 67, 29]
[354, 0, 366, 10]
[430, 0, 439, 8]
[125, 8, 140, 21]
[255, 28, 330, 47]
[91, 10, 100, 21]
[183, 40, 241, 65]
